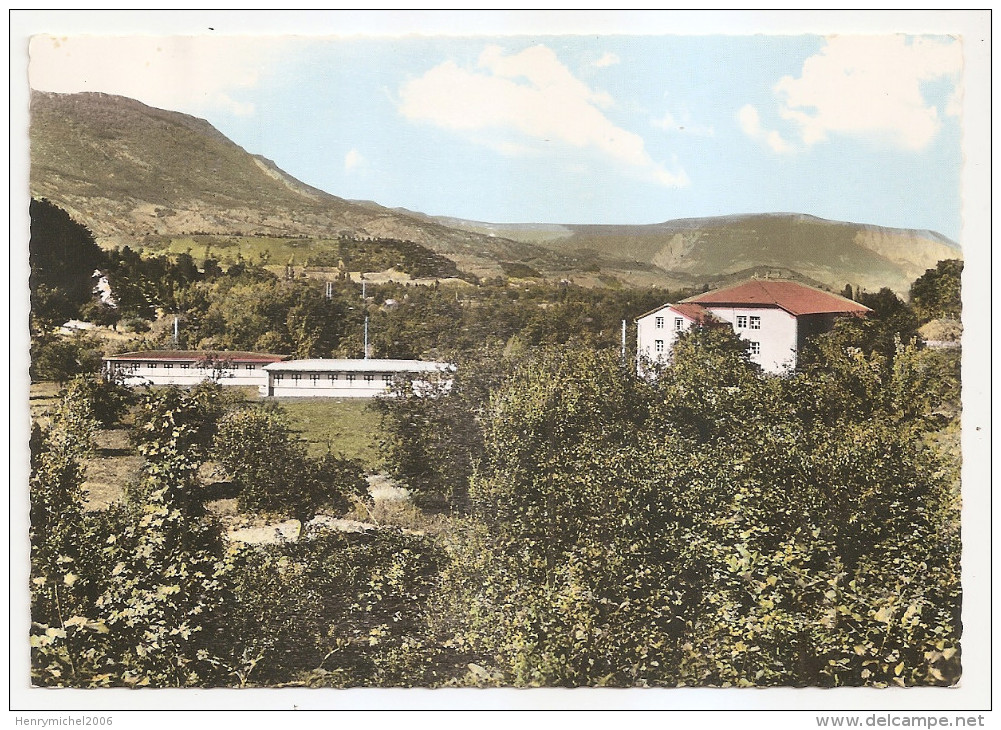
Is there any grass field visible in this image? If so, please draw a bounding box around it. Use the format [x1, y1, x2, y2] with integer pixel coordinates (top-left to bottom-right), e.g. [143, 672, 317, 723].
[272, 397, 385, 471]
[28, 381, 63, 425]
[138, 235, 328, 269]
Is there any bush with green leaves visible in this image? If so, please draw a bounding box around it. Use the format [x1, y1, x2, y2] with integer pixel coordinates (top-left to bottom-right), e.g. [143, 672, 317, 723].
[30, 333, 104, 384]
[445, 334, 960, 687]
[31, 379, 238, 687]
[60, 375, 134, 428]
[909, 259, 962, 324]
[214, 405, 367, 528]
[222, 529, 448, 687]
[376, 347, 518, 508]
[129, 382, 230, 460]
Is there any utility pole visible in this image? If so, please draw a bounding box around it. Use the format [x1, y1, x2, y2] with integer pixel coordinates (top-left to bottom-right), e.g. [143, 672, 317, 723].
[621, 319, 627, 364]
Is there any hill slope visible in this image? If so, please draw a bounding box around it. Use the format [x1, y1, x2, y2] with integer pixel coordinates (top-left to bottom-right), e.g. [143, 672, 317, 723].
[28, 91, 550, 276]
[432, 213, 961, 294]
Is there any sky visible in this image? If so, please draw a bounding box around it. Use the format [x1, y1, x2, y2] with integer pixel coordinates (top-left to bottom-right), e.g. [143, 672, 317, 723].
[26, 17, 968, 242]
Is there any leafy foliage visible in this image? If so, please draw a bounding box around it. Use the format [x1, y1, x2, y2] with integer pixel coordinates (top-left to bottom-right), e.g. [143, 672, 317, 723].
[443, 333, 960, 687]
[60, 375, 134, 428]
[376, 348, 517, 507]
[306, 235, 463, 279]
[909, 259, 962, 324]
[223, 530, 448, 687]
[30, 381, 234, 686]
[214, 405, 367, 526]
[29, 199, 108, 329]
[29, 333, 104, 384]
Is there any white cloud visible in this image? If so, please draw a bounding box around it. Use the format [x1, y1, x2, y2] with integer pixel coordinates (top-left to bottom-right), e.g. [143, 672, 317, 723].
[773, 35, 962, 150]
[28, 35, 282, 116]
[398, 44, 687, 187]
[344, 148, 365, 173]
[738, 104, 793, 154]
[594, 52, 620, 68]
[652, 110, 714, 137]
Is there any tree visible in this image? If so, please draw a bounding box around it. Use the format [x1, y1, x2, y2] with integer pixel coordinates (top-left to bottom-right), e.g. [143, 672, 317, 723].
[61, 375, 133, 428]
[29, 199, 108, 328]
[445, 335, 959, 687]
[855, 288, 920, 359]
[449, 347, 702, 686]
[376, 347, 515, 507]
[214, 405, 367, 532]
[31, 379, 239, 686]
[909, 259, 963, 324]
[29, 333, 104, 384]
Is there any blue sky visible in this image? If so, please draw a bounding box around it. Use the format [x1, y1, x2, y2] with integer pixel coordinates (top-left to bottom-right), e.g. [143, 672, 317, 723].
[29, 30, 964, 241]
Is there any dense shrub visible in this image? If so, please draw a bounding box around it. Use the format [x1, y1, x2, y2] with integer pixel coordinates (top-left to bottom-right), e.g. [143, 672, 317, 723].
[214, 405, 367, 527]
[443, 337, 960, 687]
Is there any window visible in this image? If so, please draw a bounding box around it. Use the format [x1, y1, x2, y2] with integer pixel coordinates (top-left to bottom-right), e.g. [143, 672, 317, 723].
[655, 339, 665, 353]
[749, 341, 761, 355]
[328, 373, 338, 382]
[245, 364, 255, 370]
[674, 317, 684, 331]
[274, 374, 283, 383]
[364, 373, 375, 383]
[346, 373, 356, 383]
[655, 316, 664, 329]
[749, 316, 761, 330]
[310, 373, 319, 385]
[736, 315, 748, 328]
[164, 363, 173, 369]
[180, 363, 189, 370]
[292, 373, 301, 382]
[382, 374, 392, 383]
[149, 363, 157, 369]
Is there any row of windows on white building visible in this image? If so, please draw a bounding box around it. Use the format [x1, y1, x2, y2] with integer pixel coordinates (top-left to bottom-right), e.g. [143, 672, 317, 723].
[654, 338, 761, 355]
[272, 372, 393, 385]
[654, 314, 761, 330]
[115, 362, 262, 372]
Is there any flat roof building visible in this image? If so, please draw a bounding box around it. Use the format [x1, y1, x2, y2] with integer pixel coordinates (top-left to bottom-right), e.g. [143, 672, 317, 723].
[104, 350, 285, 388]
[262, 358, 453, 398]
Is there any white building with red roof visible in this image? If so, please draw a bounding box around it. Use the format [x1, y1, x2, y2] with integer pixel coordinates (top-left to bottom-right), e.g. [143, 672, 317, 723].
[636, 279, 870, 374]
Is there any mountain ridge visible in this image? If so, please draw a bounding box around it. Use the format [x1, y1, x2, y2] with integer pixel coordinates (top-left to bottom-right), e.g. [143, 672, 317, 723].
[29, 90, 960, 293]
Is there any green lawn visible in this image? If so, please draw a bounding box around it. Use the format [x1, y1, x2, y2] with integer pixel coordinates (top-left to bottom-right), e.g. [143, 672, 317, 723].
[276, 398, 385, 471]
[28, 381, 64, 425]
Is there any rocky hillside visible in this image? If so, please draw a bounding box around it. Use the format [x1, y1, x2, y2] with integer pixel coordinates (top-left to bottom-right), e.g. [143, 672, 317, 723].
[28, 91, 550, 276]
[432, 213, 961, 295]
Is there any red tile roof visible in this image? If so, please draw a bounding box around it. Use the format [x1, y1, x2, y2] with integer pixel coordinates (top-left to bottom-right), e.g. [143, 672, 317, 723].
[670, 302, 720, 323]
[682, 280, 870, 316]
[104, 350, 286, 363]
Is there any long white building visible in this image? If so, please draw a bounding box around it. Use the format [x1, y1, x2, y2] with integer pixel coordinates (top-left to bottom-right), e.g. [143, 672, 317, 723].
[262, 358, 453, 398]
[103, 350, 285, 388]
[636, 279, 870, 374]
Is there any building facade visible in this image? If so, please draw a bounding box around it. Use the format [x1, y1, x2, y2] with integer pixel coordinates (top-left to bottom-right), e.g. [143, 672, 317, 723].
[262, 358, 453, 398]
[103, 351, 285, 388]
[636, 279, 870, 374]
